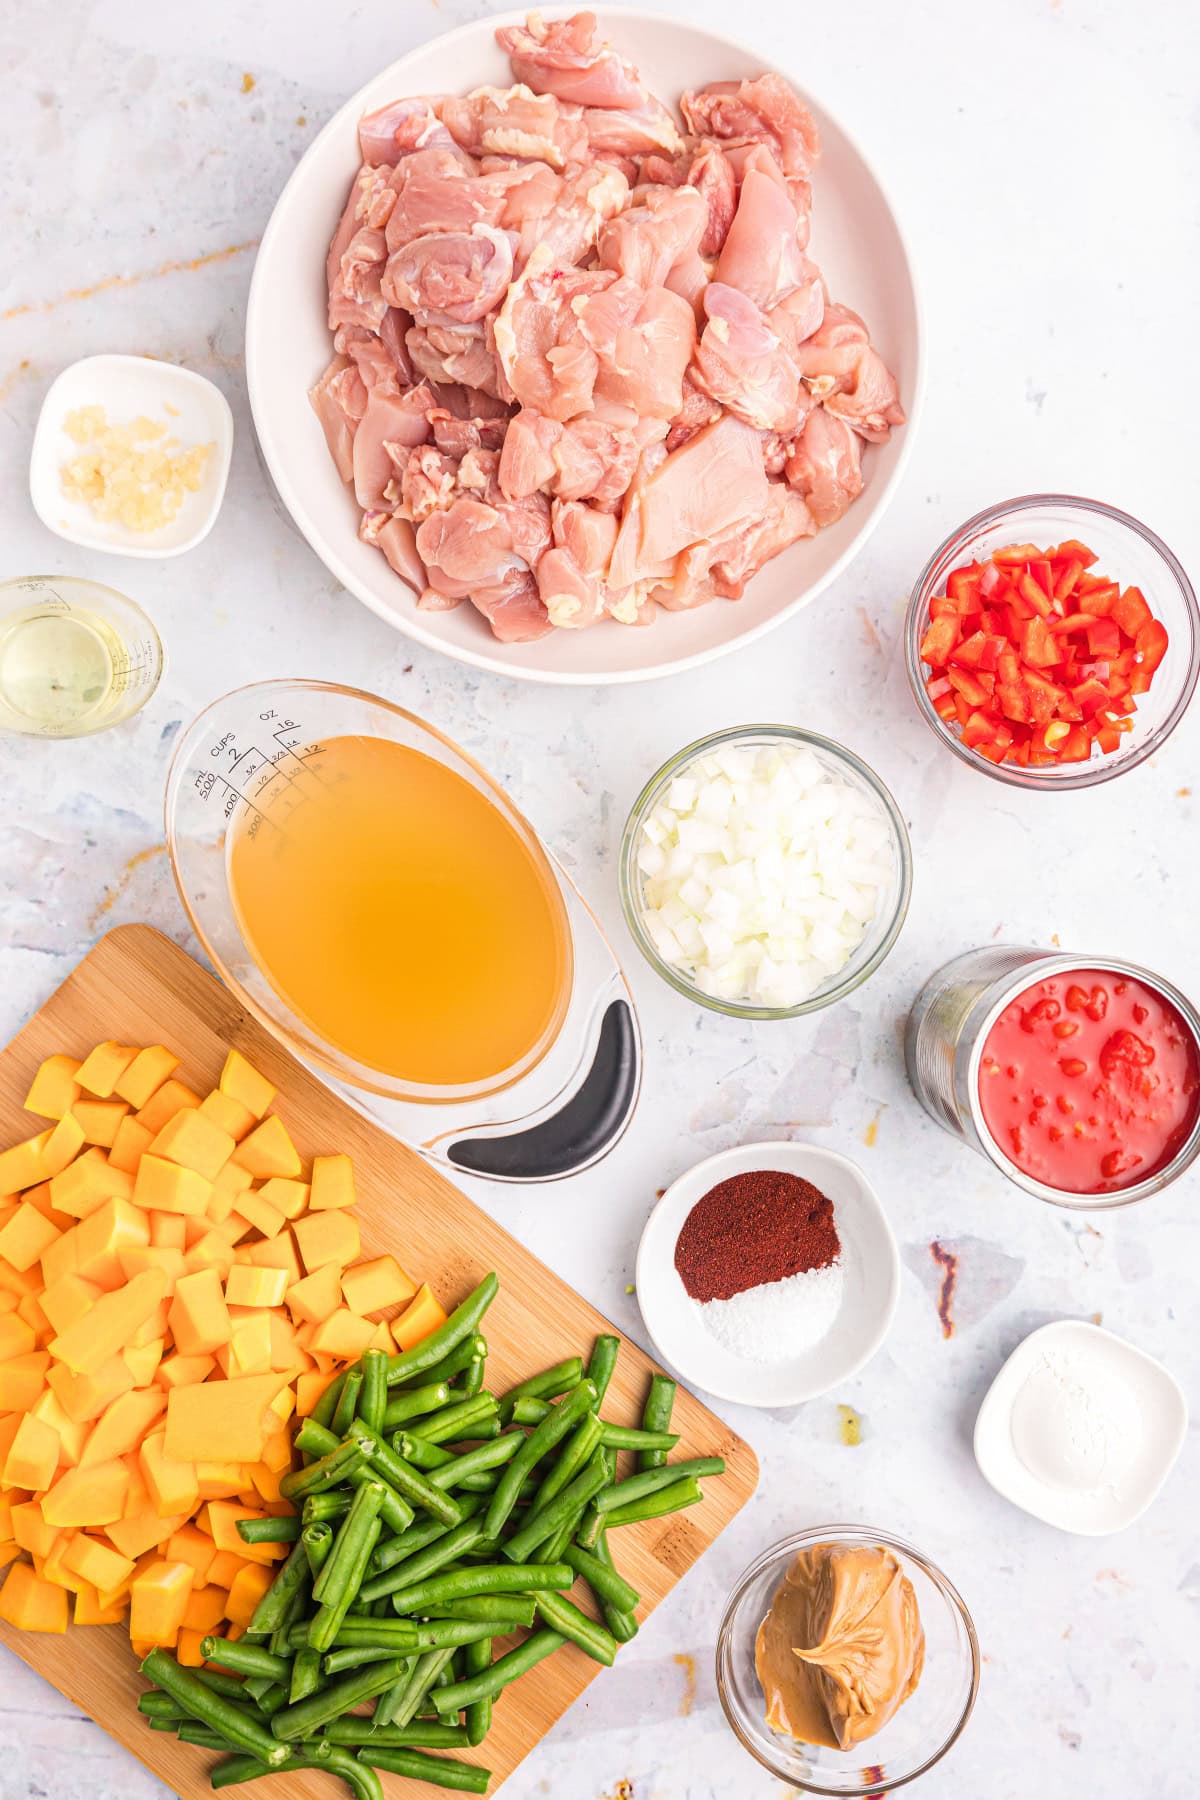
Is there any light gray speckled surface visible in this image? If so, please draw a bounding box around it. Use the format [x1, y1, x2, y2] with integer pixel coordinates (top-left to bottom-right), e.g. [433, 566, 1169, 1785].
[2, 1, 1198, 1796]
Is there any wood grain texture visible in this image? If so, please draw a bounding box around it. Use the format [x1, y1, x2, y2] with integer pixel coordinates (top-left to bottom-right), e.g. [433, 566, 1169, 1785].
[0, 924, 758, 1797]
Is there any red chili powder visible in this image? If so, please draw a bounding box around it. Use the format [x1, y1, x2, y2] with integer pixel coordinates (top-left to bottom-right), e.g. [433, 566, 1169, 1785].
[674, 1169, 841, 1303]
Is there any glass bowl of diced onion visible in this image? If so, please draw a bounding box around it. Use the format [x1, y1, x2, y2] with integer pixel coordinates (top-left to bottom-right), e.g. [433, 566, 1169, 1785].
[904, 494, 1200, 789]
[619, 726, 912, 1019]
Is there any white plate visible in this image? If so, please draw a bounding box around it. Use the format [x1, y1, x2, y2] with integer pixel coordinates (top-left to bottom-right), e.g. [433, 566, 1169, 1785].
[973, 1318, 1187, 1535]
[246, 8, 924, 685]
[29, 354, 233, 558]
[635, 1140, 900, 1406]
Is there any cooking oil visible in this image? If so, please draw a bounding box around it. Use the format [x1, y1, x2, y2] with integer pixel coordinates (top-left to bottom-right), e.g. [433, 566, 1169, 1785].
[0, 576, 162, 737]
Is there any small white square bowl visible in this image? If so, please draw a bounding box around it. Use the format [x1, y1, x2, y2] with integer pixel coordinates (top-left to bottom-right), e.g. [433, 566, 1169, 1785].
[30, 354, 234, 558]
[973, 1319, 1187, 1535]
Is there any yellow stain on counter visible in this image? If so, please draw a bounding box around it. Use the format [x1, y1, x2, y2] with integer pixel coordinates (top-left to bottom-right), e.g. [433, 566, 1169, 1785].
[241, 72, 256, 93]
[863, 1107, 882, 1148]
[673, 1651, 696, 1715]
[88, 844, 166, 929]
[3, 242, 258, 322]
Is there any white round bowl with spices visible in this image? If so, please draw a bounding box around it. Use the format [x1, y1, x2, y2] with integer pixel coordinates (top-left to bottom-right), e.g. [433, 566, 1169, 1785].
[635, 1139, 900, 1407]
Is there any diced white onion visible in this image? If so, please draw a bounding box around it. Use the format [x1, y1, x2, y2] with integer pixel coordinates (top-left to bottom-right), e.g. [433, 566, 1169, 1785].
[635, 740, 894, 1008]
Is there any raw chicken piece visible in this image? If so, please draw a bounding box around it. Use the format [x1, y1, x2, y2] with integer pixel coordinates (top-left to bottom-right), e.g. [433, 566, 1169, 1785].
[352, 387, 434, 510]
[309, 356, 367, 484]
[537, 500, 621, 628]
[784, 406, 864, 526]
[376, 308, 415, 384]
[715, 164, 808, 310]
[680, 74, 821, 178]
[583, 96, 682, 159]
[439, 85, 588, 171]
[430, 409, 508, 456]
[588, 283, 696, 421]
[493, 249, 610, 419]
[693, 283, 802, 432]
[384, 224, 515, 325]
[536, 163, 629, 266]
[597, 184, 706, 289]
[710, 480, 815, 596]
[791, 302, 905, 441]
[397, 444, 462, 521]
[665, 375, 722, 450]
[328, 227, 389, 333]
[385, 151, 506, 251]
[336, 321, 407, 391]
[663, 248, 711, 324]
[417, 498, 553, 640]
[326, 165, 397, 303]
[499, 409, 562, 498]
[609, 413, 769, 586]
[636, 142, 737, 255]
[766, 273, 826, 359]
[359, 97, 457, 165]
[375, 516, 428, 595]
[407, 321, 500, 394]
[496, 12, 645, 109]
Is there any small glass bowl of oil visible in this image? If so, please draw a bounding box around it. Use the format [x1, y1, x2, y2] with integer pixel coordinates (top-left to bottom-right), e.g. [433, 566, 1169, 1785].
[0, 575, 163, 737]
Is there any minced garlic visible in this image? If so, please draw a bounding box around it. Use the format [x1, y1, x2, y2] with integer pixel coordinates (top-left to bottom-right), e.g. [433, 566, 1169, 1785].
[60, 405, 213, 532]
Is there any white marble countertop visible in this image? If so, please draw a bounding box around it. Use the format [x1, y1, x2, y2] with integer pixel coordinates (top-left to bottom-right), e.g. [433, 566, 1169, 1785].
[2, 1, 1198, 1796]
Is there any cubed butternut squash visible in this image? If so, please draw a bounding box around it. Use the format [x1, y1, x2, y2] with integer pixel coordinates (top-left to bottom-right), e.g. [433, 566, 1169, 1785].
[29, 1388, 87, 1467]
[42, 1457, 130, 1527]
[72, 1100, 130, 1149]
[147, 1110, 236, 1183]
[255, 1178, 308, 1221]
[292, 1210, 359, 1275]
[229, 1189, 285, 1241]
[130, 1557, 193, 1647]
[197, 1091, 257, 1142]
[75, 1042, 139, 1099]
[132, 1155, 212, 1218]
[0, 1561, 68, 1632]
[232, 1116, 301, 1181]
[391, 1284, 449, 1353]
[50, 1147, 132, 1220]
[0, 1131, 52, 1195]
[0, 1312, 37, 1360]
[24, 1055, 83, 1120]
[134, 1079, 202, 1136]
[219, 1051, 275, 1121]
[62, 1533, 136, 1594]
[3, 1413, 61, 1491]
[123, 1339, 165, 1386]
[168, 1269, 231, 1357]
[139, 1433, 200, 1518]
[49, 1268, 169, 1375]
[38, 1272, 101, 1337]
[81, 1387, 166, 1467]
[42, 1112, 87, 1179]
[225, 1265, 289, 1310]
[164, 1371, 289, 1466]
[74, 1196, 151, 1289]
[225, 1561, 274, 1624]
[0, 1350, 51, 1411]
[206, 1161, 253, 1225]
[308, 1308, 376, 1360]
[47, 1355, 134, 1425]
[182, 1582, 227, 1633]
[73, 1582, 130, 1625]
[339, 1253, 417, 1319]
[114, 1045, 181, 1110]
[242, 1234, 302, 1287]
[156, 1352, 216, 1391]
[308, 1154, 355, 1211]
[0, 1201, 62, 1274]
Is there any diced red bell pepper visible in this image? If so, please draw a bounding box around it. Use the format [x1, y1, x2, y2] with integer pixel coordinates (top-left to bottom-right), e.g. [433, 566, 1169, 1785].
[1135, 618, 1169, 673]
[1018, 571, 1055, 618]
[1049, 612, 1099, 636]
[929, 595, 959, 619]
[961, 710, 998, 749]
[1058, 725, 1092, 762]
[992, 542, 1044, 566]
[946, 564, 983, 608]
[1052, 557, 1084, 602]
[925, 674, 952, 700]
[1113, 585, 1152, 637]
[953, 692, 973, 726]
[978, 560, 1003, 597]
[1071, 677, 1111, 719]
[1092, 723, 1122, 754]
[1019, 616, 1061, 667]
[1023, 672, 1065, 726]
[1078, 579, 1118, 615]
[1051, 539, 1099, 569]
[947, 666, 994, 707]
[997, 681, 1032, 724]
[932, 692, 958, 720]
[919, 614, 960, 667]
[1085, 618, 1121, 658]
[950, 630, 1004, 673]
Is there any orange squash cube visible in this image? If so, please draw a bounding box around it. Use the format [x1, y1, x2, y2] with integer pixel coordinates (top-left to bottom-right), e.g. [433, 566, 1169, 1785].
[134, 1079, 202, 1136]
[114, 1045, 181, 1110]
[308, 1154, 355, 1211]
[293, 1210, 359, 1276]
[0, 1561, 68, 1632]
[391, 1284, 449, 1353]
[219, 1050, 276, 1120]
[72, 1100, 130, 1148]
[24, 1055, 83, 1121]
[148, 1110, 236, 1183]
[198, 1090, 257, 1142]
[108, 1114, 154, 1175]
[0, 1130, 52, 1195]
[0, 1200, 62, 1274]
[339, 1254, 417, 1319]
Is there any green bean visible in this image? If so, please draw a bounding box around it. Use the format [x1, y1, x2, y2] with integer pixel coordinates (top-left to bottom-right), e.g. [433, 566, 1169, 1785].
[372, 1651, 417, 1729]
[395, 1430, 453, 1471]
[357, 1349, 388, 1435]
[639, 1374, 676, 1470]
[508, 1395, 550, 1426]
[293, 1419, 417, 1534]
[331, 1368, 364, 1436]
[268, 1654, 408, 1741]
[279, 1436, 365, 1499]
[176, 1722, 242, 1751]
[235, 1514, 301, 1545]
[593, 1457, 725, 1516]
[433, 1595, 537, 1628]
[585, 1335, 620, 1405]
[267, 1573, 310, 1658]
[382, 1381, 451, 1430]
[316, 1617, 423, 1648]
[194, 1669, 250, 1701]
[385, 1274, 498, 1388]
[367, 1495, 486, 1575]
[502, 1448, 611, 1564]
[562, 1541, 640, 1614]
[407, 1394, 499, 1446]
[324, 1720, 470, 1749]
[312, 1479, 386, 1605]
[248, 1681, 288, 1717]
[409, 1335, 486, 1390]
[459, 1632, 492, 1748]
[459, 1354, 485, 1399]
[139, 1650, 290, 1768]
[360, 1519, 491, 1604]
[598, 1424, 679, 1453]
[602, 1474, 703, 1527]
[211, 1747, 383, 1800]
[144, 1718, 180, 1732]
[301, 1520, 333, 1580]
[387, 1618, 497, 1651]
[385, 1562, 572, 1614]
[499, 1358, 583, 1419]
[323, 1645, 407, 1674]
[348, 1424, 462, 1527]
[484, 1381, 596, 1539]
[527, 1411, 603, 1520]
[535, 1589, 617, 1665]
[138, 1691, 187, 1719]
[200, 1640, 291, 1684]
[428, 1434, 521, 1490]
[246, 1539, 310, 1638]
[432, 1629, 564, 1713]
[358, 1746, 491, 1794]
[302, 1489, 351, 1525]
[307, 1516, 382, 1652]
[287, 1646, 321, 1705]
[310, 1369, 348, 1431]
[386, 1645, 457, 1731]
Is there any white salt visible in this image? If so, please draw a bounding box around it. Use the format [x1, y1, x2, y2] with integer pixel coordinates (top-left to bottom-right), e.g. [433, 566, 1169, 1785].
[698, 1261, 844, 1362]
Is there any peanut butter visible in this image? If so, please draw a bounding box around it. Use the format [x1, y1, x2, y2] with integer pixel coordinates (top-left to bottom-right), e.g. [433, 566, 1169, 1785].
[755, 1542, 925, 1750]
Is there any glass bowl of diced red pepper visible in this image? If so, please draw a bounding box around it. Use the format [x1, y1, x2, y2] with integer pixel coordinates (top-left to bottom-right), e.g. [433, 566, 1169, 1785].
[905, 495, 1198, 786]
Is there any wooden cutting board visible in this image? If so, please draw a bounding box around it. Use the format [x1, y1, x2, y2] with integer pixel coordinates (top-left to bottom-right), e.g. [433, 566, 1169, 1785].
[0, 925, 758, 1797]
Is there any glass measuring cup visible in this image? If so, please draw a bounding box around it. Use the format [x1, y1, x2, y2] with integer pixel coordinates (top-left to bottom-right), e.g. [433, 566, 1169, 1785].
[0, 574, 163, 737]
[164, 680, 642, 1181]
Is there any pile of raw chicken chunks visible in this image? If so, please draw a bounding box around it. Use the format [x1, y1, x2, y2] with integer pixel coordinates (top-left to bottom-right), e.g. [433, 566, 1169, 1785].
[311, 11, 904, 643]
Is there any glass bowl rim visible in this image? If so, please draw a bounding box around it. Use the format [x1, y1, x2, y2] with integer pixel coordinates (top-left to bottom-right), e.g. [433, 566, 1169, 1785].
[903, 492, 1200, 791]
[715, 1523, 981, 1796]
[618, 725, 913, 1020]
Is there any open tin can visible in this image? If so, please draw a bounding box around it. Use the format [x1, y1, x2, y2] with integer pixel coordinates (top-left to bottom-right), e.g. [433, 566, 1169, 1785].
[905, 946, 1200, 1209]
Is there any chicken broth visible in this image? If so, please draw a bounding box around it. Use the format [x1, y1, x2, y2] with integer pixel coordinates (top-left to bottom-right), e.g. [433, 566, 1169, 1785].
[227, 733, 571, 1088]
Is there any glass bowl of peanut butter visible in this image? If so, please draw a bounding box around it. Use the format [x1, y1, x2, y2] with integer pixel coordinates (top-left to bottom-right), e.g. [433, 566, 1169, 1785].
[716, 1526, 979, 1794]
